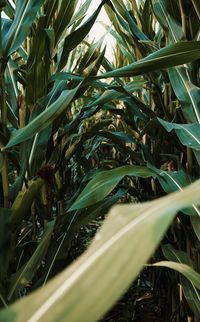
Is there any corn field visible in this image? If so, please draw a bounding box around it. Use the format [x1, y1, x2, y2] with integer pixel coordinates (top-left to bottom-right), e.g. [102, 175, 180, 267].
[0, 0, 200, 321]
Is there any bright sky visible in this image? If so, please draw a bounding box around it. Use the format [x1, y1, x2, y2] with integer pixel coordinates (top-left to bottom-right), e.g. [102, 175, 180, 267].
[87, 0, 115, 61]
[3, 0, 115, 61]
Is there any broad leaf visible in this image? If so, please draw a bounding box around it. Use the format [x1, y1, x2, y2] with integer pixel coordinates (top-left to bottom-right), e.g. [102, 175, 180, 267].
[69, 165, 155, 210]
[152, 1, 200, 123]
[158, 117, 200, 150]
[0, 179, 200, 322]
[168, 67, 200, 123]
[3, 0, 46, 60]
[153, 261, 200, 290]
[5, 86, 80, 149]
[93, 41, 200, 78]
[161, 245, 200, 317]
[148, 164, 200, 217]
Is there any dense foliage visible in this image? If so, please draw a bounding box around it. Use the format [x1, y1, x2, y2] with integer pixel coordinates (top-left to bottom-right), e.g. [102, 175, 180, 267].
[0, 0, 200, 321]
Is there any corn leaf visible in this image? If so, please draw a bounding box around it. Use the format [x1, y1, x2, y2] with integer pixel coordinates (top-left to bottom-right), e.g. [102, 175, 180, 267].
[157, 118, 200, 150]
[58, 0, 109, 70]
[5, 86, 80, 149]
[3, 0, 46, 59]
[168, 67, 200, 123]
[161, 245, 200, 317]
[152, 1, 200, 123]
[69, 165, 156, 210]
[153, 261, 200, 290]
[53, 0, 78, 44]
[8, 221, 55, 301]
[93, 41, 200, 78]
[148, 164, 200, 217]
[0, 179, 200, 322]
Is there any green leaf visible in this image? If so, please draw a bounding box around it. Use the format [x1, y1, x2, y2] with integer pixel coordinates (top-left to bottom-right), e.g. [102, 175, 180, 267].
[11, 178, 45, 226]
[1, 179, 200, 322]
[161, 245, 200, 317]
[152, 0, 184, 42]
[153, 261, 200, 290]
[5, 86, 80, 149]
[53, 0, 78, 44]
[58, 0, 109, 70]
[157, 117, 200, 149]
[0, 208, 11, 281]
[3, 0, 46, 60]
[148, 164, 200, 216]
[152, 1, 200, 123]
[93, 41, 200, 78]
[191, 216, 200, 241]
[69, 165, 156, 211]
[168, 67, 200, 123]
[4, 1, 15, 20]
[8, 221, 55, 300]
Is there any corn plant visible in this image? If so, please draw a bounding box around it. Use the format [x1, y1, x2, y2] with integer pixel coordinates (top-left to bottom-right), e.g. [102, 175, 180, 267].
[0, 0, 200, 322]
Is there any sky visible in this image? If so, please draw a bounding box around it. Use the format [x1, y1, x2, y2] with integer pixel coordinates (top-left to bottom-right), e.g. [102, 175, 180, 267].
[86, 0, 115, 61]
[3, 0, 115, 61]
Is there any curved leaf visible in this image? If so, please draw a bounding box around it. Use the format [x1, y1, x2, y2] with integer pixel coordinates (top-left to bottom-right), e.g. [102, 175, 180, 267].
[168, 67, 200, 123]
[0, 179, 200, 322]
[69, 165, 156, 210]
[153, 261, 200, 290]
[158, 117, 200, 149]
[5, 86, 80, 149]
[93, 41, 200, 78]
[3, 0, 45, 60]
[161, 245, 200, 317]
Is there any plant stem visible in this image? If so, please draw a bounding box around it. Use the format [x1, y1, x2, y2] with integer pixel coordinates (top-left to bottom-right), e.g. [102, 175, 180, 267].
[191, 0, 200, 21]
[178, 0, 187, 37]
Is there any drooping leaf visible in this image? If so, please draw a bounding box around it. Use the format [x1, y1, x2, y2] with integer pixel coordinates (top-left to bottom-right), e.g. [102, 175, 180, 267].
[152, 1, 200, 123]
[69, 165, 156, 210]
[153, 261, 200, 290]
[157, 117, 200, 150]
[148, 164, 200, 217]
[93, 41, 200, 78]
[161, 245, 200, 317]
[152, 0, 184, 42]
[5, 86, 80, 149]
[1, 179, 200, 322]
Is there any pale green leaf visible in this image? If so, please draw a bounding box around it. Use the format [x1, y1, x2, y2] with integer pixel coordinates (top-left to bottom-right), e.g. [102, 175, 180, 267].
[161, 245, 200, 317]
[153, 261, 200, 290]
[0, 179, 200, 322]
